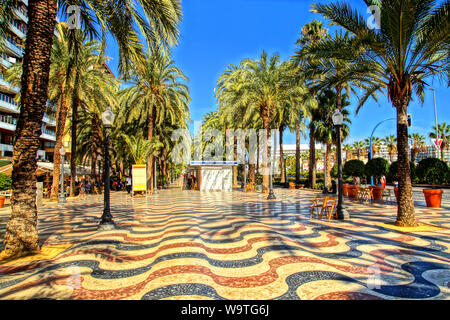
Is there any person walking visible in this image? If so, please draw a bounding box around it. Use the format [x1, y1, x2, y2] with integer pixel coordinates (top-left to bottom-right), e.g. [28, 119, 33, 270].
[126, 176, 132, 194]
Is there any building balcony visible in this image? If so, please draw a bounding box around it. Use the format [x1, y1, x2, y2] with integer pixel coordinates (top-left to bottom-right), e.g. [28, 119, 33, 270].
[0, 93, 20, 113]
[3, 38, 24, 58]
[0, 115, 17, 132]
[0, 74, 20, 94]
[9, 24, 26, 39]
[13, 8, 28, 24]
[41, 128, 56, 141]
[0, 56, 13, 68]
[43, 114, 57, 126]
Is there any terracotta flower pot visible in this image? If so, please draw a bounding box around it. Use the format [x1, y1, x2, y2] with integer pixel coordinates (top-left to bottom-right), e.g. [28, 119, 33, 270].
[0, 196, 5, 208]
[423, 189, 443, 208]
[370, 186, 385, 201]
[348, 185, 360, 199]
[343, 184, 349, 197]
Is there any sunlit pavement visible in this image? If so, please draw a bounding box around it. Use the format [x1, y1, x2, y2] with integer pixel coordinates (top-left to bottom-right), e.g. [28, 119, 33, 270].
[0, 185, 449, 300]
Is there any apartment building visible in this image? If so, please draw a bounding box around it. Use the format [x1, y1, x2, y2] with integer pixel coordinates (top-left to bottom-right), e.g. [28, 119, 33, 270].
[0, 0, 56, 161]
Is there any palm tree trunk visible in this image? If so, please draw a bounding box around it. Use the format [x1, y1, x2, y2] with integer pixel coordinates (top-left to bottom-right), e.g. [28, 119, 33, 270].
[295, 120, 301, 184]
[280, 126, 286, 184]
[50, 84, 68, 201]
[308, 124, 316, 188]
[4, 0, 58, 257]
[91, 115, 101, 184]
[70, 82, 80, 197]
[326, 143, 332, 188]
[395, 100, 416, 227]
[147, 109, 154, 192]
[260, 104, 270, 193]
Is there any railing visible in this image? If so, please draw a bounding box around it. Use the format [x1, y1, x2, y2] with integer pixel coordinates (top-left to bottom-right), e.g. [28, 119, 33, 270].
[5, 37, 24, 55]
[0, 93, 18, 107]
[42, 128, 56, 136]
[10, 19, 27, 34]
[0, 115, 17, 126]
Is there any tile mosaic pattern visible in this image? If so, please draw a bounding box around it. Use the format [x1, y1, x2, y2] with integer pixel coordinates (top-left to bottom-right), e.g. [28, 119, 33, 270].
[0, 187, 449, 300]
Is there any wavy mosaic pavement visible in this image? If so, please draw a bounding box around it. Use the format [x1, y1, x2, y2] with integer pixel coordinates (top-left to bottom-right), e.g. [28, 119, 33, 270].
[0, 185, 449, 300]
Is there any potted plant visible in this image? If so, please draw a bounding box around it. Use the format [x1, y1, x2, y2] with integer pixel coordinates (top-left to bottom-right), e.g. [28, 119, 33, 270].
[343, 160, 365, 199]
[388, 161, 416, 202]
[365, 158, 390, 201]
[0, 173, 12, 208]
[416, 158, 448, 208]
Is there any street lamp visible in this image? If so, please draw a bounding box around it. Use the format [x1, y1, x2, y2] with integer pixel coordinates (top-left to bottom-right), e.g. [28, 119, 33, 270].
[267, 132, 276, 200]
[332, 110, 344, 220]
[58, 146, 66, 203]
[99, 107, 115, 230]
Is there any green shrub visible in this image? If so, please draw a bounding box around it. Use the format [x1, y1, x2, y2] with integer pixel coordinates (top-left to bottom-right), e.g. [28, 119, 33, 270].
[313, 182, 324, 190]
[388, 161, 417, 183]
[416, 158, 448, 185]
[365, 158, 390, 179]
[343, 160, 365, 178]
[0, 173, 12, 191]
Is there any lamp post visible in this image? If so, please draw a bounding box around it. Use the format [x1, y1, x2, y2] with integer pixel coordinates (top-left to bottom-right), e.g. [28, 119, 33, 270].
[332, 110, 344, 220]
[58, 146, 66, 203]
[99, 107, 115, 230]
[267, 131, 276, 200]
[322, 144, 328, 194]
[430, 88, 440, 158]
[153, 156, 158, 194]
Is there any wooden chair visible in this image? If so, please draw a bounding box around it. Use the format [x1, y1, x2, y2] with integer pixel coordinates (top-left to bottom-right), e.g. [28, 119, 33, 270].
[310, 196, 327, 219]
[356, 187, 370, 204]
[322, 197, 337, 221]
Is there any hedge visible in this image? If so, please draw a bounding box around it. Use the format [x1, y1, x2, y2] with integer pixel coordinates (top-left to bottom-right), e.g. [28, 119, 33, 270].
[0, 173, 12, 191]
[416, 158, 448, 185]
[387, 161, 417, 183]
[343, 160, 365, 177]
[365, 158, 390, 179]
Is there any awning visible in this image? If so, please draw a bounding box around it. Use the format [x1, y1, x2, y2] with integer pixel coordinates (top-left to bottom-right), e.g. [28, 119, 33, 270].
[0, 162, 91, 176]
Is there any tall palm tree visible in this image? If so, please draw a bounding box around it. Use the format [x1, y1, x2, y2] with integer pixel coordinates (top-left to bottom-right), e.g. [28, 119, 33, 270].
[343, 144, 353, 161]
[353, 141, 366, 161]
[292, 20, 328, 188]
[1, 0, 183, 257]
[364, 136, 382, 158]
[313, 89, 351, 188]
[383, 135, 398, 162]
[313, 0, 449, 226]
[429, 122, 450, 161]
[120, 50, 190, 192]
[409, 133, 427, 164]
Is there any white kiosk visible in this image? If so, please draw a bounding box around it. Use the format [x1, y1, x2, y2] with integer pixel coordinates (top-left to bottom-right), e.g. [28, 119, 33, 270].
[187, 161, 238, 191]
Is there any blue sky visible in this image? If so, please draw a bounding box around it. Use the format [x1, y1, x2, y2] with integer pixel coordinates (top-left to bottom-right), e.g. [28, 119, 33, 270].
[102, 0, 449, 146]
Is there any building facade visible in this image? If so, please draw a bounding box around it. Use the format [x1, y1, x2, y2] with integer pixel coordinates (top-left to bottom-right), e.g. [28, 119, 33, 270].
[0, 0, 56, 161]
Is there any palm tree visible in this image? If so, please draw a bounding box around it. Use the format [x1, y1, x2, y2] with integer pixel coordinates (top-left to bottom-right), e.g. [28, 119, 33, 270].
[353, 141, 366, 161]
[383, 135, 398, 162]
[409, 133, 427, 164]
[313, 0, 449, 227]
[429, 122, 450, 161]
[313, 89, 351, 188]
[292, 20, 328, 188]
[122, 134, 161, 165]
[365, 136, 382, 159]
[120, 50, 190, 192]
[1, 0, 183, 257]
[343, 144, 353, 161]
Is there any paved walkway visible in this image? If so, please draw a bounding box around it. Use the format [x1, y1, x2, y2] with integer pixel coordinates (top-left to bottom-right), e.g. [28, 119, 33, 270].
[0, 187, 449, 300]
